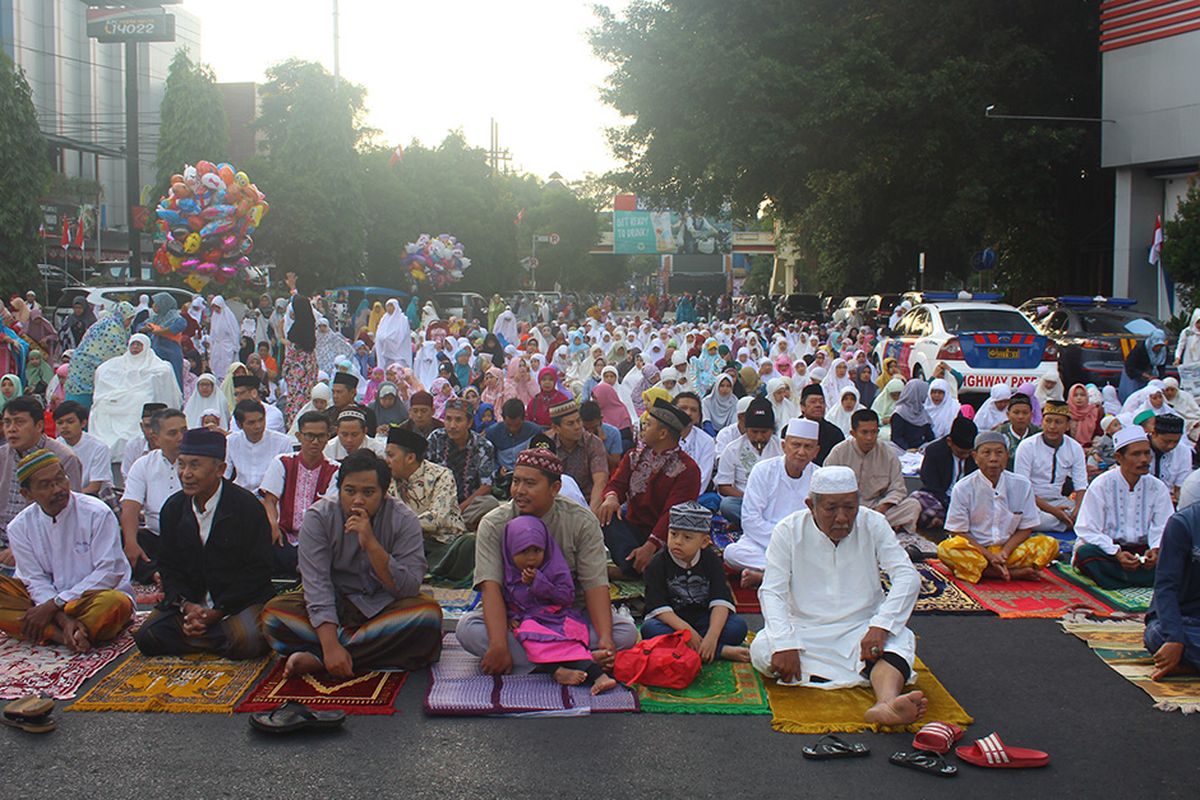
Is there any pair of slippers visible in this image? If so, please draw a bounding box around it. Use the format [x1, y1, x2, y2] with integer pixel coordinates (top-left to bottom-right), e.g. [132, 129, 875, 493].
[891, 723, 1050, 777]
[248, 701, 346, 735]
[3, 696, 56, 734]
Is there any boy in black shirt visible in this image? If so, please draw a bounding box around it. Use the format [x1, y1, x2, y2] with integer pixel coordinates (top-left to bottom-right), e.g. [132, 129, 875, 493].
[640, 501, 749, 663]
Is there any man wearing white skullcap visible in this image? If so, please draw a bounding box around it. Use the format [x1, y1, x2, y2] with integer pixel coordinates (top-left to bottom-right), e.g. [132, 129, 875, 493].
[749, 465, 926, 726]
[1072, 425, 1173, 589]
[724, 418, 819, 586]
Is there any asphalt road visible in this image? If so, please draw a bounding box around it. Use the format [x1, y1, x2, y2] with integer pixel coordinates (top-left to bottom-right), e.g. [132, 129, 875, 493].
[2, 615, 1196, 800]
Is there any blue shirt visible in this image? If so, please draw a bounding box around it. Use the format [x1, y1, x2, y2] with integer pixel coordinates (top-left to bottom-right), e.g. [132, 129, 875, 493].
[484, 420, 544, 471]
[1148, 504, 1200, 643]
[597, 423, 624, 456]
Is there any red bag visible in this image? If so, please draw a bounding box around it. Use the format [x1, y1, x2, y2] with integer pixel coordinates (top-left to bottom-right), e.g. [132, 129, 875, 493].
[613, 629, 702, 689]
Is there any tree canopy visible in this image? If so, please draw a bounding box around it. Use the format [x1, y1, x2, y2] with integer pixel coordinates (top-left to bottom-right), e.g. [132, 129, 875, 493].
[0, 53, 48, 289]
[591, 0, 1109, 296]
[155, 50, 229, 198]
[1164, 182, 1200, 308]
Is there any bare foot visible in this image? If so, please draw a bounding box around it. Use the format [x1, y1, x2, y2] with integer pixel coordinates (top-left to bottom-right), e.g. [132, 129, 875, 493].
[552, 667, 588, 686]
[864, 690, 927, 725]
[740, 569, 763, 589]
[591, 674, 618, 695]
[1008, 567, 1043, 581]
[720, 645, 751, 662]
[283, 651, 324, 678]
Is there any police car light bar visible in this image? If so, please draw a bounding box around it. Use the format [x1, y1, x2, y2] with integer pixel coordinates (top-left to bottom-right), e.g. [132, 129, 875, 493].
[1055, 295, 1138, 307]
[921, 291, 1004, 302]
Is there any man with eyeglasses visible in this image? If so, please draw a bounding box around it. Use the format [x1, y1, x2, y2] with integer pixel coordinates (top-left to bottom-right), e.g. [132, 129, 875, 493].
[259, 411, 340, 576]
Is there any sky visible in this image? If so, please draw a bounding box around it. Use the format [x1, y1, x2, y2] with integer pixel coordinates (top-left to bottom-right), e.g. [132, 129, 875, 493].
[180, 0, 630, 181]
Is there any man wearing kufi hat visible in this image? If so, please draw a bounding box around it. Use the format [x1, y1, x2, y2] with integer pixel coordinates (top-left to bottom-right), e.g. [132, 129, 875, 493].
[713, 395, 756, 461]
[824, 408, 923, 538]
[384, 425, 471, 584]
[1147, 413, 1191, 501]
[996, 392, 1038, 469]
[714, 397, 782, 527]
[1014, 400, 1089, 532]
[910, 415, 978, 531]
[1072, 425, 1174, 589]
[134, 428, 275, 659]
[0, 449, 133, 650]
[398, 390, 444, 439]
[725, 418, 821, 587]
[750, 465, 927, 726]
[597, 399, 702, 579]
[937, 431, 1059, 584]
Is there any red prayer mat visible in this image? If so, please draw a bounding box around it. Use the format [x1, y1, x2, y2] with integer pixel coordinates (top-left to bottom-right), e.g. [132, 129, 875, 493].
[724, 566, 761, 614]
[929, 561, 1115, 618]
[235, 660, 407, 715]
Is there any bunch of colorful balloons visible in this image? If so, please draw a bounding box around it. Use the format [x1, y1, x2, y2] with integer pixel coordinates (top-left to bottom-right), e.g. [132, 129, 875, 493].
[151, 161, 268, 287]
[401, 234, 471, 289]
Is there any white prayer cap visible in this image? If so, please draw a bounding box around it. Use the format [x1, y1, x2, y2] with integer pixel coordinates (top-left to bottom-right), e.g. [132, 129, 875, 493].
[785, 418, 820, 440]
[1100, 414, 1119, 434]
[1114, 425, 1148, 452]
[660, 367, 680, 382]
[672, 350, 688, 366]
[736, 395, 755, 414]
[809, 465, 858, 496]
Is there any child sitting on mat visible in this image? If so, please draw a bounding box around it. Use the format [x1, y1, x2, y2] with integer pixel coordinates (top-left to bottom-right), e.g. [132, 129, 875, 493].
[640, 501, 750, 663]
[502, 515, 617, 694]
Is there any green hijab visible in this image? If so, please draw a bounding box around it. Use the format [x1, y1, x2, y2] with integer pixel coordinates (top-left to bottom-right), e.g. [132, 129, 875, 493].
[0, 373, 24, 413]
[24, 350, 53, 390]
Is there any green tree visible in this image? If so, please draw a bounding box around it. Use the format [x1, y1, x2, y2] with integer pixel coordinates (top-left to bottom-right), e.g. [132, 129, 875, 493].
[0, 53, 48, 291]
[1164, 182, 1200, 308]
[154, 50, 229, 197]
[251, 60, 368, 289]
[513, 180, 603, 291]
[591, 0, 1108, 298]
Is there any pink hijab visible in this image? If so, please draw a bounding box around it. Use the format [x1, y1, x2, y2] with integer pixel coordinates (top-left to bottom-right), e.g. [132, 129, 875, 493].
[592, 382, 633, 430]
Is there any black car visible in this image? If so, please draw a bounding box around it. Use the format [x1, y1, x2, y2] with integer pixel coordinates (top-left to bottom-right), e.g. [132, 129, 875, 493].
[775, 293, 823, 322]
[865, 293, 905, 328]
[1030, 300, 1177, 388]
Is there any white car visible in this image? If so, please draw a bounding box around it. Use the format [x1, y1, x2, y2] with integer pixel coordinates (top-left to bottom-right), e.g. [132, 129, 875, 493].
[873, 299, 1058, 394]
[85, 285, 198, 318]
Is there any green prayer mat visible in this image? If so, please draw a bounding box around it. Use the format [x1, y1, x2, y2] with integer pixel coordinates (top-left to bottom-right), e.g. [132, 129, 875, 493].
[636, 659, 771, 715]
[609, 580, 645, 602]
[1050, 562, 1153, 613]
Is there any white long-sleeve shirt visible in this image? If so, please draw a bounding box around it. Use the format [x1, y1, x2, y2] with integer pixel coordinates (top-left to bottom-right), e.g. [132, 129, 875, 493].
[715, 433, 783, 493]
[8, 492, 133, 605]
[757, 507, 919, 687]
[725, 456, 814, 571]
[1074, 468, 1173, 556]
[680, 426, 715, 490]
[224, 429, 295, 490]
[1014, 433, 1088, 503]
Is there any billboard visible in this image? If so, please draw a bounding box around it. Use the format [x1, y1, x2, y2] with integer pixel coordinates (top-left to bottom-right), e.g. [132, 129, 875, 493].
[612, 194, 731, 255]
[87, 7, 176, 43]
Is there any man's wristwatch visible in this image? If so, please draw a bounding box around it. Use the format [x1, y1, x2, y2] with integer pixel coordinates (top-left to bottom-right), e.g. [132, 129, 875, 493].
[53, 595, 67, 609]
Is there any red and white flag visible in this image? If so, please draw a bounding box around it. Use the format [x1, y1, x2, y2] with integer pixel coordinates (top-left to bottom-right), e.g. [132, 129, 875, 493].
[61, 219, 71, 250]
[514, 208, 525, 226]
[388, 144, 404, 167]
[1149, 214, 1163, 265]
[74, 219, 86, 250]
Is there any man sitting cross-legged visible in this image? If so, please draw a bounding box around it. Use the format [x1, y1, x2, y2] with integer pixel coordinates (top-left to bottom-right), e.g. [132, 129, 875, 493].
[260, 449, 443, 677]
[1145, 501, 1200, 680]
[133, 428, 275, 659]
[455, 448, 638, 675]
[937, 431, 1059, 583]
[750, 465, 927, 726]
[0, 450, 133, 651]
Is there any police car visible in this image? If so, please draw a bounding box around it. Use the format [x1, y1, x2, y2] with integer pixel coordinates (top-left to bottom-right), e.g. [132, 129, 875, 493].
[873, 292, 1058, 395]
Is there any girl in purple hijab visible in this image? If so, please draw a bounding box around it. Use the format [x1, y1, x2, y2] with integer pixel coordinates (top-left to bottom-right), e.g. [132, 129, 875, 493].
[1015, 381, 1043, 427]
[503, 516, 617, 694]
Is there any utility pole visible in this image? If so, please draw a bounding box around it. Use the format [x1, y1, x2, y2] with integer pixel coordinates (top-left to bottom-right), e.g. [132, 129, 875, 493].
[124, 40, 140, 276]
[332, 0, 340, 88]
[488, 118, 512, 176]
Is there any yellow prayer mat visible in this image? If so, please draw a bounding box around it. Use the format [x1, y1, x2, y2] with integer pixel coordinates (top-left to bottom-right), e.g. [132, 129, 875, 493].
[763, 657, 973, 734]
[68, 652, 270, 713]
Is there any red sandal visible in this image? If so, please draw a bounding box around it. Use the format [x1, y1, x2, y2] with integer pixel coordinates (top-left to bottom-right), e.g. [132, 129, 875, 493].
[955, 732, 1049, 769]
[912, 721, 964, 754]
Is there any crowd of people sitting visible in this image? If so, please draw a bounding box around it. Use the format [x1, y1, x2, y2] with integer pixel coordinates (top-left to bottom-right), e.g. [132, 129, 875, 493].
[0, 282, 1196, 723]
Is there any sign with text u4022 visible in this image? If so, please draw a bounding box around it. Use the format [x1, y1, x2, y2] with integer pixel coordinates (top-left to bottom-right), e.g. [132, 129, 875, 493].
[87, 7, 176, 43]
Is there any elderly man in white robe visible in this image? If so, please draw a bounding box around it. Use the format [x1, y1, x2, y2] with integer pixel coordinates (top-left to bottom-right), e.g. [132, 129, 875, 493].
[751, 465, 926, 726]
[724, 418, 820, 588]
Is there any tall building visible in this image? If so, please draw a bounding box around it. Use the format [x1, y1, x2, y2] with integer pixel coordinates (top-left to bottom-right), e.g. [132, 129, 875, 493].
[0, 0, 201, 257]
[1102, 6, 1200, 318]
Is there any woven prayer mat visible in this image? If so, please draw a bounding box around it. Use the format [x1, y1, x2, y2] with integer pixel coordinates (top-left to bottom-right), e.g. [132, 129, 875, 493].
[422, 585, 481, 621]
[1049, 562, 1153, 613]
[764, 657, 973, 734]
[637, 659, 770, 715]
[424, 633, 638, 716]
[235, 660, 406, 715]
[886, 562, 986, 614]
[0, 615, 142, 700]
[1061, 616, 1200, 714]
[131, 582, 163, 607]
[609, 580, 645, 602]
[68, 652, 270, 713]
[928, 560, 1114, 618]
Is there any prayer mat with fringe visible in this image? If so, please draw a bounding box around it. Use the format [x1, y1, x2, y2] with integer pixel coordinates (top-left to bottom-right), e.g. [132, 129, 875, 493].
[1050, 563, 1153, 613]
[0, 615, 142, 700]
[235, 660, 406, 715]
[68, 652, 269, 713]
[1060, 615, 1200, 714]
[929, 560, 1114, 618]
[764, 656, 973, 734]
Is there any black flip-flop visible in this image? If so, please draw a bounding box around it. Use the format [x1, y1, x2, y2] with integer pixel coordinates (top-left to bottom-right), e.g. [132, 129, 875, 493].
[248, 701, 346, 734]
[889, 750, 957, 777]
[802, 734, 870, 760]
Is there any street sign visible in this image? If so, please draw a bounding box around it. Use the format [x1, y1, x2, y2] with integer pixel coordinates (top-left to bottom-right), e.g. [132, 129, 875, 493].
[87, 7, 176, 43]
[528, 257, 540, 269]
[548, 233, 560, 245]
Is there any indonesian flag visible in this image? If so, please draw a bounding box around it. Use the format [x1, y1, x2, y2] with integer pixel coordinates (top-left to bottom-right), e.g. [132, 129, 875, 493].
[388, 144, 404, 167]
[74, 219, 85, 250]
[61, 218, 71, 250]
[514, 208, 525, 226]
[1149, 214, 1163, 265]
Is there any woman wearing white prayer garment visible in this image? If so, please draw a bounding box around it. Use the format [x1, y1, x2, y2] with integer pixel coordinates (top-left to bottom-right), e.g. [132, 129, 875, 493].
[924, 378, 961, 439]
[1034, 366, 1065, 407]
[750, 465, 926, 726]
[973, 384, 1011, 432]
[373, 298, 413, 369]
[183, 373, 228, 429]
[207, 295, 241, 384]
[766, 377, 800, 435]
[826, 385, 863, 436]
[90, 334, 183, 455]
[820, 358, 854, 407]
